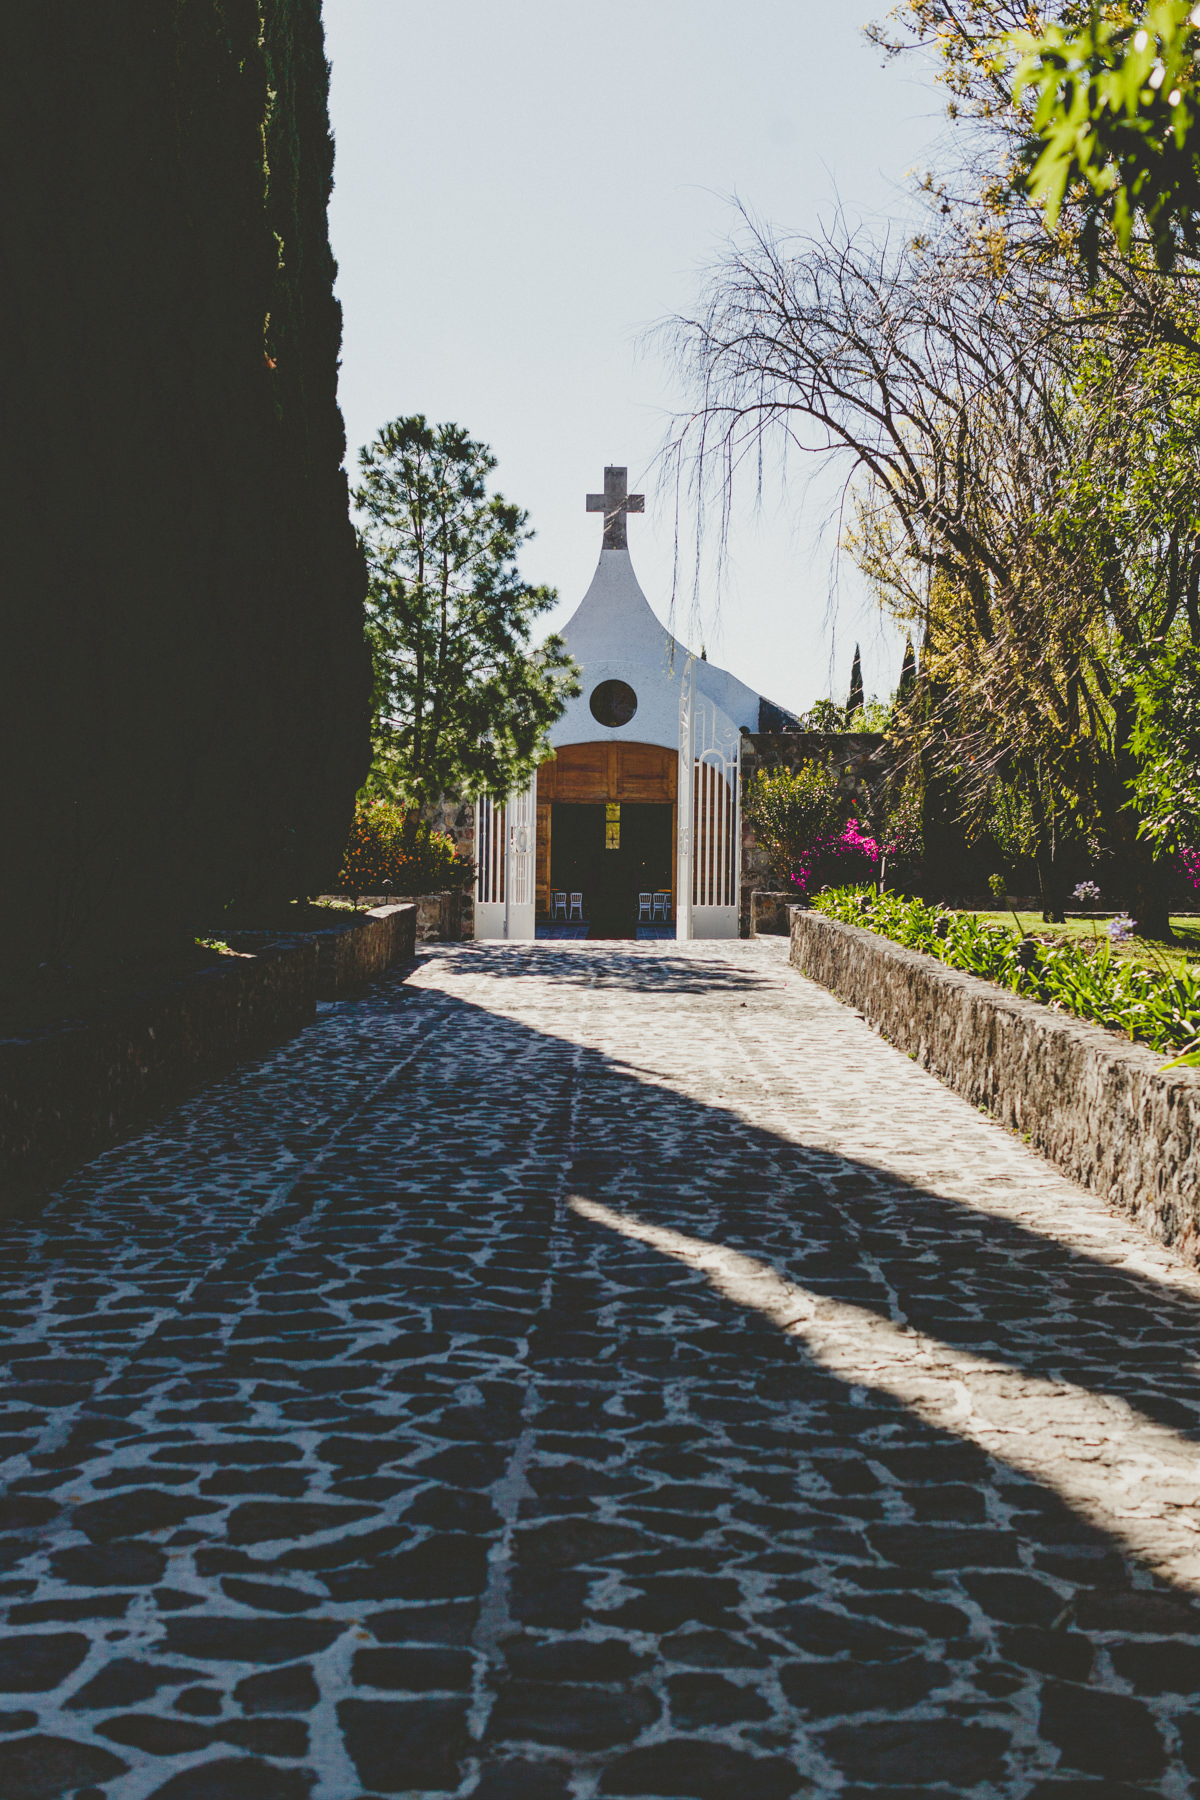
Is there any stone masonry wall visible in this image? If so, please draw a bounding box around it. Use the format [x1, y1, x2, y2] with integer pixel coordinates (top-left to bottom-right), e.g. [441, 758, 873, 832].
[791, 907, 1200, 1262]
[0, 904, 416, 1210]
[739, 732, 893, 936]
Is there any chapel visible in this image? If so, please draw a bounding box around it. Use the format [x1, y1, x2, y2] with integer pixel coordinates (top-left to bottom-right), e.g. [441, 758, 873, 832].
[474, 466, 797, 942]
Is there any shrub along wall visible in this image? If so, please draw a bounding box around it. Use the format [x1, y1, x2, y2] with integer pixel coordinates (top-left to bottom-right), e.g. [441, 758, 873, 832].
[738, 733, 892, 935]
[791, 908, 1200, 1265]
[0, 2, 371, 983]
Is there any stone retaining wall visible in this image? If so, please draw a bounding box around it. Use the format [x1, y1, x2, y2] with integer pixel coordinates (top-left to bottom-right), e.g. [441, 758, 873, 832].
[750, 890, 796, 936]
[0, 904, 416, 1210]
[322, 890, 465, 943]
[790, 907, 1200, 1262]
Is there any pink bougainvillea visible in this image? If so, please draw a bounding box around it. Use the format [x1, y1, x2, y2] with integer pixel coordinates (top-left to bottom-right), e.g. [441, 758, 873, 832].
[787, 820, 885, 899]
[1180, 847, 1200, 892]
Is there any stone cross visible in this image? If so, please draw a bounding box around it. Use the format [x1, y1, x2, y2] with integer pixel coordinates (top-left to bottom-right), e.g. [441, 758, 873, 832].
[586, 465, 644, 550]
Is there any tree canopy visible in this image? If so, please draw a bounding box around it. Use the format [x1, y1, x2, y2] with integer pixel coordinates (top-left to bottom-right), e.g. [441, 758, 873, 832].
[355, 416, 580, 806]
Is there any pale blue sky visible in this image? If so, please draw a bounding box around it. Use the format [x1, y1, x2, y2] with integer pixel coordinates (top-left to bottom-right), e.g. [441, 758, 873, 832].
[324, 1, 944, 714]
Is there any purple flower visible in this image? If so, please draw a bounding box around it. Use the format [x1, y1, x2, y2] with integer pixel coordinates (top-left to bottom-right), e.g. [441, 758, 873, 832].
[1108, 913, 1136, 943]
[1073, 880, 1102, 905]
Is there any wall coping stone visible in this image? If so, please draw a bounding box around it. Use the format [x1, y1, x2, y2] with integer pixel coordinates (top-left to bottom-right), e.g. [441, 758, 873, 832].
[0, 904, 416, 1211]
[790, 907, 1200, 1263]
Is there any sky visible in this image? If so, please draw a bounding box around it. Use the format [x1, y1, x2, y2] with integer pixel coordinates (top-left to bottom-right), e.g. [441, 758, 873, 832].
[323, 1, 946, 716]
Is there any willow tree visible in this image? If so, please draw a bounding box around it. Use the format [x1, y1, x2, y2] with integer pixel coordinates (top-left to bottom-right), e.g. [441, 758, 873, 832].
[663, 207, 1198, 931]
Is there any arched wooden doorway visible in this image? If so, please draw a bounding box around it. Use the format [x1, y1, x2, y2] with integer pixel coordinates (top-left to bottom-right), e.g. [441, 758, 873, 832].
[536, 742, 677, 934]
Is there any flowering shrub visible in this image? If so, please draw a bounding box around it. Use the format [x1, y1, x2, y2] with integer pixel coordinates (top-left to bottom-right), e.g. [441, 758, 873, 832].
[1180, 847, 1200, 892]
[814, 886, 1200, 1059]
[337, 800, 463, 898]
[788, 820, 884, 899]
[744, 765, 843, 884]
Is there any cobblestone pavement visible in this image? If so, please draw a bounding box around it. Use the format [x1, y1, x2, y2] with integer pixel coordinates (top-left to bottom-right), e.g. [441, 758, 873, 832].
[3, 940, 1200, 1800]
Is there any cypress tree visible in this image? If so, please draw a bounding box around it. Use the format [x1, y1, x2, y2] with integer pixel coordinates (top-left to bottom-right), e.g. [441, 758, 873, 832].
[898, 637, 917, 702]
[846, 644, 865, 724]
[0, 1, 370, 981]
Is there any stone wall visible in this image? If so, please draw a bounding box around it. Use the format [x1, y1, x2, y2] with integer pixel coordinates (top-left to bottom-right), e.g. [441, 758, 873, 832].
[0, 904, 416, 1210]
[750, 891, 796, 936]
[422, 792, 475, 862]
[790, 908, 1200, 1263]
[342, 890, 465, 943]
[739, 732, 893, 936]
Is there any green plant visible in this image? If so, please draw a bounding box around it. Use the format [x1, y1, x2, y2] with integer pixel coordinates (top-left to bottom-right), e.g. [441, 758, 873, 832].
[814, 884, 1200, 1059]
[988, 872, 1008, 905]
[336, 801, 466, 899]
[744, 764, 843, 883]
[355, 416, 580, 805]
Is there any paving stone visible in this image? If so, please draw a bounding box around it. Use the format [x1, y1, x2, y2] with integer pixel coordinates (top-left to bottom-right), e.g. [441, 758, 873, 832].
[470, 1761, 572, 1800]
[233, 1663, 319, 1714]
[819, 1718, 1010, 1782]
[72, 1491, 223, 1543]
[66, 1660, 196, 1709]
[162, 1617, 342, 1663]
[488, 1680, 660, 1750]
[503, 1638, 651, 1682]
[0, 1732, 128, 1798]
[337, 1696, 469, 1792]
[0, 1634, 90, 1693]
[175, 1686, 224, 1715]
[351, 1646, 472, 1690]
[780, 1655, 950, 1717]
[666, 1671, 771, 1726]
[99, 1714, 213, 1754]
[49, 1543, 167, 1586]
[1038, 1681, 1167, 1778]
[597, 1739, 801, 1798]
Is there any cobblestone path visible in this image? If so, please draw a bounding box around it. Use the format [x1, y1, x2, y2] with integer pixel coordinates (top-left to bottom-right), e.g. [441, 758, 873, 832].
[4, 940, 1200, 1800]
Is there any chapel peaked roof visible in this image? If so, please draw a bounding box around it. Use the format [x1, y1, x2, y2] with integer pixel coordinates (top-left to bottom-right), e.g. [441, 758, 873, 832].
[554, 463, 801, 744]
[561, 465, 678, 665]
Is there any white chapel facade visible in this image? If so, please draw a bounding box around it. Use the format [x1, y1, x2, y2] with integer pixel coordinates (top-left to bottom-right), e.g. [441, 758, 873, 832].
[474, 466, 795, 941]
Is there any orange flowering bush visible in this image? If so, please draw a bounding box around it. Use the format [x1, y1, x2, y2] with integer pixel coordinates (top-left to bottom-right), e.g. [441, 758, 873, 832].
[336, 800, 463, 898]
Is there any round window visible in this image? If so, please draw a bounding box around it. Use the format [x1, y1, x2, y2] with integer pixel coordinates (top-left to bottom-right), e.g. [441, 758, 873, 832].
[589, 679, 638, 727]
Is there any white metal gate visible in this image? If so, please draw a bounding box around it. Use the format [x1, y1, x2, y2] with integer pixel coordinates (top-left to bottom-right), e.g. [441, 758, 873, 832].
[474, 777, 536, 941]
[676, 656, 741, 940]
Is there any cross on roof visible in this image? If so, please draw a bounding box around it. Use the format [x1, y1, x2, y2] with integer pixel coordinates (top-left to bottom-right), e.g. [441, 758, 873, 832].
[586, 465, 644, 550]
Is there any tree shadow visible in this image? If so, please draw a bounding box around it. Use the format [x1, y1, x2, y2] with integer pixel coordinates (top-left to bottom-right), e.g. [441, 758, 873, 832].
[2, 949, 1200, 1795]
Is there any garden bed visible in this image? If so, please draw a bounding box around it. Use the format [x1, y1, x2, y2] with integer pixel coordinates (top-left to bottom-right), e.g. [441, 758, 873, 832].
[790, 907, 1200, 1263]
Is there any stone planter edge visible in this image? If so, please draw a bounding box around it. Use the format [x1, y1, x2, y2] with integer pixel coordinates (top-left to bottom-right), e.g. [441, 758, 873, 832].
[0, 903, 417, 1210]
[789, 906, 1200, 1262]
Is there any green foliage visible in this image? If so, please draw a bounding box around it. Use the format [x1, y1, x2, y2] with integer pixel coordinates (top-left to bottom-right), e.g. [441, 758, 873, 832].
[355, 416, 580, 805]
[336, 800, 465, 898]
[845, 695, 895, 732]
[744, 765, 844, 881]
[814, 885, 1200, 1056]
[1008, 1, 1200, 271]
[798, 699, 849, 731]
[1129, 635, 1200, 848]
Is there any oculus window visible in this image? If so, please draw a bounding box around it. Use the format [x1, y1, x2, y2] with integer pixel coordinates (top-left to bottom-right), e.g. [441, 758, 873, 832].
[589, 680, 637, 728]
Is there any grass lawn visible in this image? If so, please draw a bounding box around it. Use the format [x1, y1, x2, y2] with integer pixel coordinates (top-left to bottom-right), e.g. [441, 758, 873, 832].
[969, 912, 1200, 977]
